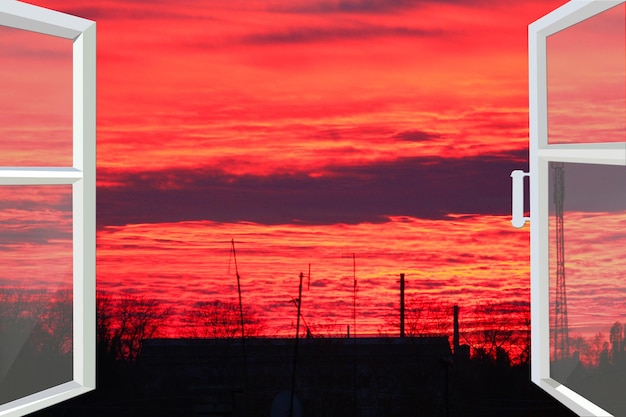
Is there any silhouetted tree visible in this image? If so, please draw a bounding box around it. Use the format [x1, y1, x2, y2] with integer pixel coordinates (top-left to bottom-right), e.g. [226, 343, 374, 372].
[381, 299, 530, 365]
[383, 298, 452, 337]
[304, 319, 346, 338]
[0, 288, 72, 404]
[113, 295, 172, 362]
[95, 293, 172, 363]
[609, 321, 623, 365]
[182, 300, 264, 339]
[599, 342, 611, 370]
[38, 289, 73, 356]
[510, 306, 531, 365]
[592, 332, 607, 367]
[569, 333, 592, 366]
[462, 302, 529, 365]
[96, 294, 115, 354]
[495, 346, 511, 368]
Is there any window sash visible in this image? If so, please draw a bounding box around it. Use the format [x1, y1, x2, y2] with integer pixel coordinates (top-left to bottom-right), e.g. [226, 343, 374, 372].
[0, 1, 95, 416]
[529, 1, 625, 416]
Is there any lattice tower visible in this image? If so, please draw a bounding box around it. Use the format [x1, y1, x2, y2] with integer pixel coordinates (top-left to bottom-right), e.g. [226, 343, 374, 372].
[553, 162, 569, 361]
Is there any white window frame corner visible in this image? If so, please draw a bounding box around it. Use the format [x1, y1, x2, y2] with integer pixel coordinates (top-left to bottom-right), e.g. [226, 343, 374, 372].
[0, 1, 96, 416]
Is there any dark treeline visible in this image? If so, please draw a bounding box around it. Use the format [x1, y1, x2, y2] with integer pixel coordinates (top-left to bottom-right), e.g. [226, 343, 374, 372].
[551, 321, 626, 417]
[0, 289, 72, 405]
[0, 293, 577, 416]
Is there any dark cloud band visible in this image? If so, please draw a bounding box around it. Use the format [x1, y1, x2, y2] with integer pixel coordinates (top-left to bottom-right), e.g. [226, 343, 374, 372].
[97, 151, 528, 228]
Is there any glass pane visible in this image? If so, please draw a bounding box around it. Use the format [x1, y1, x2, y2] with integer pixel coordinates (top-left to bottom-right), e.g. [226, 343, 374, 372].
[0, 26, 72, 166]
[549, 162, 626, 415]
[0, 186, 73, 404]
[547, 4, 625, 144]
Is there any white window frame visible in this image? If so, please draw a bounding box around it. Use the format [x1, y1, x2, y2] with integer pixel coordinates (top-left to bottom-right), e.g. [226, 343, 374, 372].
[523, 0, 625, 415]
[0, 1, 95, 416]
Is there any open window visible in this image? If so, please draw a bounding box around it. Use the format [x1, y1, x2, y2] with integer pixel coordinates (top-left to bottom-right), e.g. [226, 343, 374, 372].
[513, 0, 625, 415]
[0, 1, 95, 415]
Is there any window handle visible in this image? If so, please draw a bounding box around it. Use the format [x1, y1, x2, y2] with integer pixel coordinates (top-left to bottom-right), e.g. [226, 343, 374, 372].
[510, 170, 530, 228]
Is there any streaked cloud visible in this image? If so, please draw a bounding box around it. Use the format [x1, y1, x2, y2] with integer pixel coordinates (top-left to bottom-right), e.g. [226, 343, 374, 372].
[241, 25, 446, 45]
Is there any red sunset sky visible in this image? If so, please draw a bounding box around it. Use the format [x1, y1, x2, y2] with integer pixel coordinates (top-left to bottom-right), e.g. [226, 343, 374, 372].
[2, 0, 624, 340]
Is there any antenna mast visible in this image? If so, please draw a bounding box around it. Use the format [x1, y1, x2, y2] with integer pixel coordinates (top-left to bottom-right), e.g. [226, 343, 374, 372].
[552, 163, 569, 361]
[231, 239, 249, 412]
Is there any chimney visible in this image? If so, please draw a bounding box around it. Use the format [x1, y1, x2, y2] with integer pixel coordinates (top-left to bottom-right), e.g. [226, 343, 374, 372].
[453, 304, 460, 355]
[400, 273, 405, 338]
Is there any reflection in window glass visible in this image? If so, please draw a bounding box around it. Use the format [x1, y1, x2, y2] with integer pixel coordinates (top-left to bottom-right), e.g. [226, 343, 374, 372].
[549, 162, 626, 415]
[0, 186, 73, 404]
[547, 3, 625, 144]
[0, 26, 72, 166]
